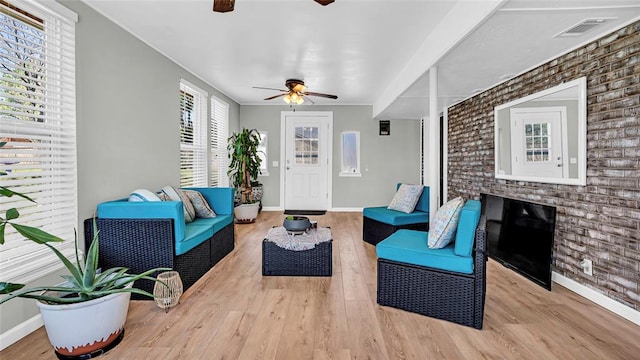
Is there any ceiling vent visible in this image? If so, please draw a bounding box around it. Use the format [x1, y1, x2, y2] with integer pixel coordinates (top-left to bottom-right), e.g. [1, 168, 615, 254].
[554, 18, 615, 38]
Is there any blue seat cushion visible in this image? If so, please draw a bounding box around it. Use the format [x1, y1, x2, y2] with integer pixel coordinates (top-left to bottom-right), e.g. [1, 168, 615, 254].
[363, 206, 429, 226]
[454, 200, 481, 257]
[191, 214, 233, 234]
[176, 223, 214, 256]
[376, 229, 473, 274]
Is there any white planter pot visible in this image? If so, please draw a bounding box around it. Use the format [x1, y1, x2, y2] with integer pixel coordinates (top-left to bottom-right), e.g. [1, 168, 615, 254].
[234, 202, 260, 223]
[36, 284, 132, 357]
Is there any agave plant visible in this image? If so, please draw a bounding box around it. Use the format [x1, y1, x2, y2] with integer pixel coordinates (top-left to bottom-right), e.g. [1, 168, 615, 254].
[0, 141, 169, 304]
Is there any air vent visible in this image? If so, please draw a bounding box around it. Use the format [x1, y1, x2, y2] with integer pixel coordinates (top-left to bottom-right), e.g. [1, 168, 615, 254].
[554, 18, 615, 38]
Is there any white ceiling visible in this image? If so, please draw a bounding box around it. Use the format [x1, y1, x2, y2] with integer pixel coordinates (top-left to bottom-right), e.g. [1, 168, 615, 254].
[81, 0, 640, 120]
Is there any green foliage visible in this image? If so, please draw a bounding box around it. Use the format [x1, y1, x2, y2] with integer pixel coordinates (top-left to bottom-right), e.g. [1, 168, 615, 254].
[227, 128, 263, 204]
[0, 142, 170, 304]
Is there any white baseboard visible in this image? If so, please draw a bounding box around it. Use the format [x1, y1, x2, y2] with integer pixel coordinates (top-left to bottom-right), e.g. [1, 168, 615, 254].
[329, 207, 362, 212]
[0, 314, 43, 351]
[552, 272, 640, 326]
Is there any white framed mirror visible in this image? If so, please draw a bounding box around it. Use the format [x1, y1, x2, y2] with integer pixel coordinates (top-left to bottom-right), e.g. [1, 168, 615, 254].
[494, 77, 587, 186]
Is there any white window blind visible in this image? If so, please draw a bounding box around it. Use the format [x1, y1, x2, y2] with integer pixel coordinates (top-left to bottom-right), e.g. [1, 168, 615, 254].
[0, 0, 78, 284]
[210, 96, 229, 187]
[179, 80, 208, 187]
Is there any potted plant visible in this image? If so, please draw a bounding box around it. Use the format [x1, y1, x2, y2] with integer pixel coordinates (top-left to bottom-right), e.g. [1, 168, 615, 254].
[0, 142, 170, 358]
[227, 128, 263, 223]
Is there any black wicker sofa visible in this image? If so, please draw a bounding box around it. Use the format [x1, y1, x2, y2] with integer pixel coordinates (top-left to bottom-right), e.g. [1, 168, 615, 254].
[85, 187, 235, 299]
[376, 200, 487, 329]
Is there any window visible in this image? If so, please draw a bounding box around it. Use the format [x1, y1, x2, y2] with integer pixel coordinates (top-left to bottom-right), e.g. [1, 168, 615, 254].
[524, 123, 550, 162]
[179, 80, 208, 187]
[257, 131, 268, 176]
[210, 96, 229, 187]
[295, 126, 319, 165]
[0, 1, 77, 284]
[340, 131, 361, 176]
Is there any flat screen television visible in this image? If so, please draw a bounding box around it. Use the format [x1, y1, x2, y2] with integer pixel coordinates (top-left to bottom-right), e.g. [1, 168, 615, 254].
[480, 193, 556, 290]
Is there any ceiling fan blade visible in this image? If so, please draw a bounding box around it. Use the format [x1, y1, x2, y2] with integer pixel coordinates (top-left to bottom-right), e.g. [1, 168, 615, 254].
[315, 0, 335, 6]
[304, 91, 338, 99]
[253, 86, 288, 92]
[213, 0, 235, 13]
[264, 93, 287, 101]
[304, 96, 315, 105]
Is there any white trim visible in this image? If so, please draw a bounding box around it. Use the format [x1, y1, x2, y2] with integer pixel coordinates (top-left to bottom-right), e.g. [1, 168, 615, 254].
[552, 272, 640, 326]
[329, 207, 363, 212]
[0, 314, 43, 351]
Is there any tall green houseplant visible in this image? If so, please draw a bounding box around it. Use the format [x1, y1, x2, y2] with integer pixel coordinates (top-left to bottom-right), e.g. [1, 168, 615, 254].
[227, 128, 262, 205]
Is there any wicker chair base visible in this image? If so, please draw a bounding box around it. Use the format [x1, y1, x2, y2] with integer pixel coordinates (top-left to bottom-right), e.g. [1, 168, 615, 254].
[262, 240, 332, 276]
[376, 216, 487, 329]
[377, 259, 482, 329]
[85, 218, 234, 300]
[363, 216, 428, 245]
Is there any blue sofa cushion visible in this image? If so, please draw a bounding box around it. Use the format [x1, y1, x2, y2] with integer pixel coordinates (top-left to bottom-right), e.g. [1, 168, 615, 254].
[363, 206, 429, 226]
[176, 223, 214, 256]
[190, 214, 233, 234]
[454, 200, 482, 257]
[376, 229, 473, 274]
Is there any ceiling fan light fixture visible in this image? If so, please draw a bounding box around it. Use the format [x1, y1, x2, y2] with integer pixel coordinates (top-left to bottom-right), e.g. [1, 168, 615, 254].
[283, 94, 292, 104]
[296, 97, 304, 105]
[290, 92, 299, 102]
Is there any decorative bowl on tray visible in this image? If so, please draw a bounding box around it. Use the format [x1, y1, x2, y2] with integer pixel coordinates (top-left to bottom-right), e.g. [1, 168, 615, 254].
[283, 216, 311, 232]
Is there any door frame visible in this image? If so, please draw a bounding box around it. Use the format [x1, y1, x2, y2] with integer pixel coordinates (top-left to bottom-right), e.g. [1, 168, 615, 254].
[279, 111, 333, 210]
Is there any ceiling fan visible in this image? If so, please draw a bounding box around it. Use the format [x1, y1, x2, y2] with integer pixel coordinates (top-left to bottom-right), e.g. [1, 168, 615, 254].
[253, 79, 338, 105]
[213, 0, 334, 13]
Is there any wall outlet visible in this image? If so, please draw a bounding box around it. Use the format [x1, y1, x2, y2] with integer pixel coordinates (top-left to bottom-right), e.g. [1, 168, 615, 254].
[581, 259, 593, 276]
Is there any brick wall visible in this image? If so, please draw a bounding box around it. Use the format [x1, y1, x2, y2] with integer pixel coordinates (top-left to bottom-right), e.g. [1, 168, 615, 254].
[447, 21, 640, 310]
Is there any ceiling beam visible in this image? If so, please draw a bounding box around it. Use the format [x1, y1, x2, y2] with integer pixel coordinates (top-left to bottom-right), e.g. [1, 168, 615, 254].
[372, 0, 506, 119]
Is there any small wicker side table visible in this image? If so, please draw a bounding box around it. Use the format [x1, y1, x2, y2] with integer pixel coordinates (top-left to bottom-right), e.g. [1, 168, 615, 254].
[262, 227, 332, 276]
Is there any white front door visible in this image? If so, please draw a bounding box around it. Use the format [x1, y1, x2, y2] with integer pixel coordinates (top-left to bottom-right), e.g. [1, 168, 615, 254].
[281, 111, 332, 210]
[510, 107, 568, 178]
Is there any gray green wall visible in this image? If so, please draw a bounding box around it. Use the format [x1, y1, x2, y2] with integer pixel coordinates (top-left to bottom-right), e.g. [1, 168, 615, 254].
[239, 105, 422, 209]
[1, 0, 240, 337]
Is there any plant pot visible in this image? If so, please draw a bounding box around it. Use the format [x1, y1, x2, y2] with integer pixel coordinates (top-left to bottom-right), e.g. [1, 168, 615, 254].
[36, 283, 132, 358]
[283, 216, 311, 232]
[234, 202, 260, 224]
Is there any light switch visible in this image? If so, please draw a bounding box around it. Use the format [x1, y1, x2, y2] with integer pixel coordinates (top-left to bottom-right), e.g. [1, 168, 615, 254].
[272, 161, 279, 167]
[570, 158, 577, 164]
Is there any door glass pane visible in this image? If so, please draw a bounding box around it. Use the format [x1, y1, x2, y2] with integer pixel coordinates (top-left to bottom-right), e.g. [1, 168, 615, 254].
[524, 122, 551, 164]
[294, 126, 319, 165]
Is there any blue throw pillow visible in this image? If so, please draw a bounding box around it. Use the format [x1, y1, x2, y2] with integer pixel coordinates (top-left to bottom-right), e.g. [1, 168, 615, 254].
[387, 184, 424, 213]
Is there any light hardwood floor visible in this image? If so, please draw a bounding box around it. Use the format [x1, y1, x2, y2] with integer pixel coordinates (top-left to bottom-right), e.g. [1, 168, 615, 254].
[3, 211, 639, 359]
